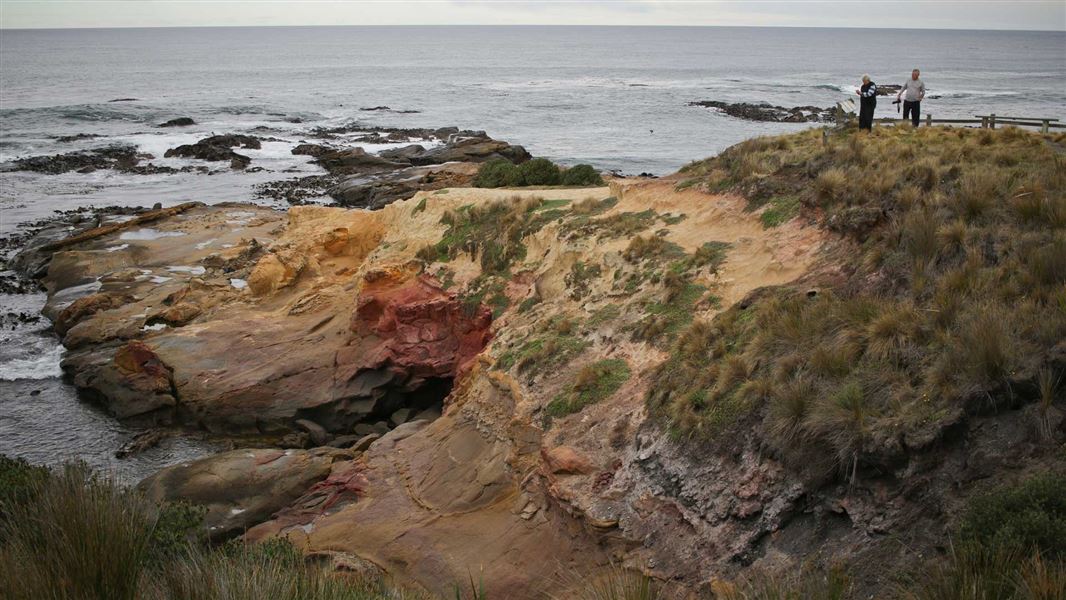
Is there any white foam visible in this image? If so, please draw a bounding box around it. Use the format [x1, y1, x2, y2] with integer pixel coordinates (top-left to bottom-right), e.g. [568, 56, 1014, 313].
[106, 243, 129, 252]
[142, 323, 167, 331]
[0, 343, 63, 381]
[195, 238, 216, 250]
[119, 228, 187, 241]
[229, 278, 247, 290]
[149, 275, 173, 284]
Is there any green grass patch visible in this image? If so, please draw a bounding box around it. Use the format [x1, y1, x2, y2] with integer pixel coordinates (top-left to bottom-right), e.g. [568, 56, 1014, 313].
[759, 195, 801, 228]
[546, 359, 631, 418]
[497, 317, 590, 375]
[587, 304, 621, 328]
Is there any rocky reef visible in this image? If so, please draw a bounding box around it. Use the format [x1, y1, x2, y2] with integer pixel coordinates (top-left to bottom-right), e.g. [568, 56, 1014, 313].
[688, 100, 835, 123]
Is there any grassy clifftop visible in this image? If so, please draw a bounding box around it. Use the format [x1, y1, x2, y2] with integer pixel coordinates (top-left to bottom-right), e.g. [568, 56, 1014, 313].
[654, 125, 1065, 475]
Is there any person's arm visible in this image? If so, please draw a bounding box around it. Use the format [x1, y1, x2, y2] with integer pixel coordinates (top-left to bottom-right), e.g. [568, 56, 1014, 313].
[897, 80, 905, 101]
[919, 80, 925, 101]
[862, 83, 878, 98]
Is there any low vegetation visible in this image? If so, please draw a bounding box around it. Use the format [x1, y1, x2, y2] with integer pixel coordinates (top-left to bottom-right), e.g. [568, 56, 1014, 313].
[652, 126, 1066, 478]
[546, 358, 631, 419]
[473, 158, 604, 188]
[0, 457, 418, 600]
[497, 316, 590, 375]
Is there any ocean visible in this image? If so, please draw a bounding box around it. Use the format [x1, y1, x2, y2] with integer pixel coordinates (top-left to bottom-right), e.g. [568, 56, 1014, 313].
[1, 25, 1064, 479]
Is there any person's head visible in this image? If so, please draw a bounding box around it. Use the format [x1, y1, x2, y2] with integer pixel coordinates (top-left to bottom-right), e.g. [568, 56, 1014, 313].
[912, 69, 920, 80]
[862, 74, 870, 84]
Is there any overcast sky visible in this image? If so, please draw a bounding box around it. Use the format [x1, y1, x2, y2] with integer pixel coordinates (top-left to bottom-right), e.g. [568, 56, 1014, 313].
[1, 1, 1064, 31]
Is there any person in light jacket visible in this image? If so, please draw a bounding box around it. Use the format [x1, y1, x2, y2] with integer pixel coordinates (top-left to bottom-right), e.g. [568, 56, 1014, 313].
[856, 74, 877, 131]
[897, 68, 926, 126]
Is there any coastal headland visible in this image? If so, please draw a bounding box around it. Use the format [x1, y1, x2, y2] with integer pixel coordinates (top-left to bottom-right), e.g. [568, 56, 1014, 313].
[6, 124, 1065, 598]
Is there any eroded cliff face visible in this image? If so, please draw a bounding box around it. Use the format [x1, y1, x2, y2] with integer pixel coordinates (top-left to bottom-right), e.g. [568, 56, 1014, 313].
[36, 181, 838, 597]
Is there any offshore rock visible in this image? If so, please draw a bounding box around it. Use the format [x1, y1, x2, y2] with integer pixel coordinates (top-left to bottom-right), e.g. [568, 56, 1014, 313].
[689, 100, 834, 123]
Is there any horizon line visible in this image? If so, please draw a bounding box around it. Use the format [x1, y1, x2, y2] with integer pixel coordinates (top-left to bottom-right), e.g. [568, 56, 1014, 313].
[2, 23, 1064, 33]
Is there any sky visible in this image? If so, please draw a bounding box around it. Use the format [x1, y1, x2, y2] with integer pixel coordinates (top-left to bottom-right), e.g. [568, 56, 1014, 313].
[0, 0, 1064, 31]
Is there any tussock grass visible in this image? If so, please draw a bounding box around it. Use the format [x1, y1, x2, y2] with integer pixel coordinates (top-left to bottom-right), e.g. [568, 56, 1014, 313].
[648, 125, 1066, 474]
[712, 564, 851, 600]
[552, 567, 662, 600]
[0, 463, 157, 600]
[0, 458, 426, 600]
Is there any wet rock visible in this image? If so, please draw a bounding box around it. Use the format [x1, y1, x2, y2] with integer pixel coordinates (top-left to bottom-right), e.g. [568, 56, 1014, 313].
[13, 145, 143, 174]
[688, 100, 834, 123]
[314, 147, 408, 176]
[254, 174, 340, 205]
[64, 340, 177, 420]
[164, 134, 261, 164]
[158, 117, 195, 127]
[328, 162, 478, 209]
[55, 292, 132, 336]
[138, 447, 343, 539]
[378, 144, 426, 162]
[408, 135, 531, 166]
[291, 143, 332, 157]
[54, 133, 103, 143]
[115, 429, 169, 458]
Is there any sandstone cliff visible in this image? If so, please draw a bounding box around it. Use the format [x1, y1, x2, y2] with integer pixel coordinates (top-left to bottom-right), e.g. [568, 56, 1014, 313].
[31, 125, 1066, 598]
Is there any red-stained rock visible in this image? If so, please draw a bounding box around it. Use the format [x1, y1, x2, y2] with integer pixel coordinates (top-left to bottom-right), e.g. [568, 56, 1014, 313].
[338, 276, 492, 386]
[114, 340, 173, 393]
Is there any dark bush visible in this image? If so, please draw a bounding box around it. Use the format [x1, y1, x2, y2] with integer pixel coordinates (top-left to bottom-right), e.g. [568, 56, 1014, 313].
[958, 472, 1066, 557]
[473, 158, 519, 188]
[560, 164, 604, 186]
[517, 158, 561, 186]
[0, 456, 49, 527]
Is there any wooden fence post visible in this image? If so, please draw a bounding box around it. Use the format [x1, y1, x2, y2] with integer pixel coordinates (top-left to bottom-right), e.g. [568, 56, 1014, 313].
[1042, 120, 1050, 134]
[990, 114, 997, 129]
[981, 116, 988, 128]
[926, 113, 932, 127]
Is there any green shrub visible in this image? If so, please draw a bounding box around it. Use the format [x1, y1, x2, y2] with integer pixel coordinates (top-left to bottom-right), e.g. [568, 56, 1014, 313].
[958, 472, 1066, 558]
[518, 158, 561, 186]
[560, 164, 604, 186]
[473, 158, 520, 188]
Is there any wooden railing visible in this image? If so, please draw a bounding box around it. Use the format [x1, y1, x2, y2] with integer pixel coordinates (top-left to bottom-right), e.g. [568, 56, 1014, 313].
[875, 113, 1064, 132]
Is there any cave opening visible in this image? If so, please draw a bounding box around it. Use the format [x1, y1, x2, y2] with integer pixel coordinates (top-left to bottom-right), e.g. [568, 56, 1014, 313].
[293, 373, 455, 443]
[371, 376, 453, 426]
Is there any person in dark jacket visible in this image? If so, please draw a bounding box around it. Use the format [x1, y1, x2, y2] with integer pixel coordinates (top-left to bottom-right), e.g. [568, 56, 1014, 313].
[855, 74, 877, 131]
